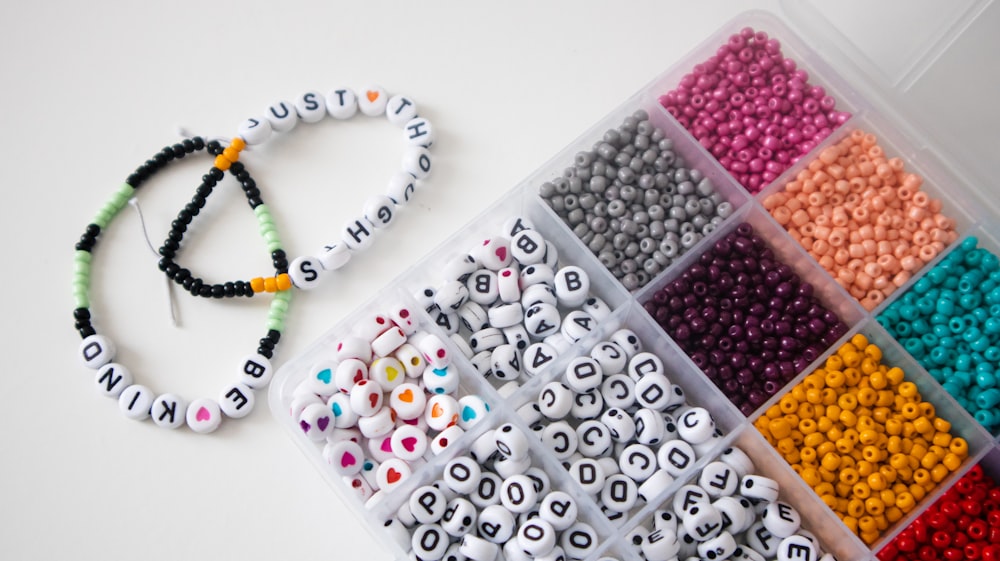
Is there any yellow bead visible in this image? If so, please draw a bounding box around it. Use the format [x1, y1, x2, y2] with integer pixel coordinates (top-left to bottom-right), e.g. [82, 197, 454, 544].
[867, 472, 887, 491]
[932, 431, 952, 448]
[885, 506, 904, 523]
[876, 390, 895, 407]
[777, 437, 797, 455]
[858, 515, 878, 534]
[825, 369, 846, 388]
[790, 384, 808, 402]
[842, 515, 859, 533]
[869, 370, 888, 390]
[860, 530, 880, 545]
[857, 460, 875, 477]
[838, 393, 858, 410]
[949, 437, 969, 457]
[912, 416, 933, 435]
[865, 497, 885, 516]
[919, 401, 935, 418]
[857, 387, 877, 407]
[800, 467, 821, 487]
[805, 388, 824, 404]
[919, 451, 939, 470]
[250, 277, 265, 293]
[229, 137, 246, 152]
[840, 409, 858, 427]
[909, 484, 926, 501]
[799, 446, 817, 464]
[864, 343, 882, 362]
[779, 394, 799, 414]
[879, 465, 898, 484]
[860, 357, 879, 375]
[214, 154, 232, 171]
[895, 491, 915, 512]
[912, 468, 931, 486]
[826, 354, 844, 371]
[930, 464, 950, 482]
[852, 481, 871, 499]
[816, 441, 837, 458]
[846, 498, 866, 518]
[820, 494, 839, 508]
[843, 367, 862, 386]
[821, 452, 842, 472]
[815, 482, 835, 497]
[886, 366, 905, 386]
[276, 273, 292, 291]
[263, 277, 277, 292]
[942, 452, 962, 471]
[799, 418, 818, 435]
[221, 146, 240, 163]
[821, 388, 839, 405]
[879, 488, 896, 506]
[933, 417, 952, 433]
[858, 429, 879, 446]
[798, 403, 816, 420]
[897, 381, 918, 398]
[840, 468, 860, 485]
[842, 351, 862, 369]
[768, 418, 792, 439]
[851, 334, 870, 349]
[900, 403, 920, 420]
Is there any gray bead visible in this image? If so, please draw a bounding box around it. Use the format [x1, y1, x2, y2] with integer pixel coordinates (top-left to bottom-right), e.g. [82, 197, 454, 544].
[620, 258, 638, 273]
[609, 217, 621, 232]
[636, 271, 650, 287]
[573, 222, 589, 237]
[634, 134, 649, 150]
[668, 206, 687, 221]
[590, 216, 608, 234]
[614, 151, 631, 168]
[621, 116, 639, 132]
[632, 109, 649, 121]
[681, 231, 700, 249]
[673, 168, 689, 183]
[702, 223, 717, 236]
[550, 195, 565, 213]
[612, 233, 630, 250]
[710, 192, 724, 205]
[717, 201, 735, 219]
[579, 230, 595, 246]
[563, 194, 580, 211]
[632, 211, 649, 225]
[620, 219, 639, 237]
[629, 157, 644, 173]
[652, 250, 671, 266]
[636, 120, 654, 137]
[575, 166, 591, 181]
[605, 164, 617, 180]
[648, 221, 665, 240]
[677, 181, 695, 196]
[643, 258, 662, 276]
[592, 161, 607, 179]
[699, 199, 715, 215]
[575, 151, 594, 167]
[624, 243, 640, 259]
[660, 239, 679, 258]
[658, 138, 674, 151]
[655, 174, 672, 190]
[603, 129, 621, 146]
[604, 185, 620, 201]
[621, 144, 637, 156]
[647, 205, 665, 221]
[639, 237, 658, 255]
[553, 178, 570, 194]
[567, 208, 585, 225]
[598, 251, 618, 269]
[696, 178, 714, 196]
[579, 193, 597, 210]
[638, 174, 656, 191]
[621, 274, 639, 291]
[593, 202, 608, 218]
[690, 214, 709, 230]
[619, 185, 637, 203]
[642, 148, 658, 165]
[636, 224, 650, 239]
[679, 222, 695, 235]
[597, 142, 617, 160]
[568, 176, 583, 194]
[607, 200, 626, 218]
[654, 158, 671, 173]
[684, 199, 701, 217]
[617, 167, 636, 185]
[689, 168, 704, 183]
[651, 129, 664, 142]
[618, 130, 633, 145]
[641, 186, 658, 205]
[589, 234, 607, 253]
[664, 231, 680, 243]
[671, 194, 686, 208]
[589, 175, 608, 194]
[710, 216, 725, 225]
[663, 218, 680, 233]
[539, 182, 556, 198]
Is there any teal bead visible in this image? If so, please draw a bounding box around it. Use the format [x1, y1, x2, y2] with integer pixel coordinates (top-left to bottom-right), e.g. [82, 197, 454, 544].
[929, 368, 947, 384]
[910, 318, 931, 335]
[975, 369, 997, 389]
[927, 267, 948, 285]
[982, 252, 1000, 272]
[952, 370, 973, 387]
[991, 270, 1000, 283]
[920, 333, 940, 348]
[960, 292, 983, 310]
[975, 387, 1000, 409]
[942, 381, 966, 398]
[984, 346, 1000, 362]
[971, 307, 990, 324]
[895, 322, 913, 337]
[987, 288, 1000, 305]
[940, 336, 958, 349]
[973, 409, 999, 430]
[912, 277, 932, 294]
[876, 316, 893, 332]
[881, 307, 901, 324]
[944, 276, 960, 290]
[915, 297, 935, 315]
[948, 317, 966, 334]
[956, 354, 973, 371]
[903, 338, 925, 359]
[991, 304, 1000, 317]
[929, 347, 950, 365]
[935, 298, 955, 316]
[960, 268, 985, 287]
[932, 323, 951, 338]
[961, 236, 980, 252]
[985, 317, 1000, 335]
[962, 326, 983, 343]
[965, 249, 984, 267]
[970, 335, 991, 353]
[899, 304, 920, 321]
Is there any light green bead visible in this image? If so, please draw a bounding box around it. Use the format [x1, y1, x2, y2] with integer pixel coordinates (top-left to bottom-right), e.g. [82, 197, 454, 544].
[74, 293, 89, 309]
[253, 204, 271, 218]
[258, 223, 274, 236]
[73, 272, 89, 287]
[267, 240, 283, 253]
[263, 230, 279, 243]
[266, 318, 284, 332]
[75, 250, 91, 263]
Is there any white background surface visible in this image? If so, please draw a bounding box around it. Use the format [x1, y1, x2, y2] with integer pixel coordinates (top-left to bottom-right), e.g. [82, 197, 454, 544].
[1, 1, 996, 560]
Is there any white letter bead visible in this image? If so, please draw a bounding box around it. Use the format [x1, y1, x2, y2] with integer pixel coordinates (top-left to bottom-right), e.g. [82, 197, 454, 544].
[698, 531, 737, 560]
[444, 456, 482, 495]
[700, 461, 739, 498]
[350, 380, 384, 417]
[714, 496, 754, 534]
[777, 535, 817, 561]
[239, 353, 273, 389]
[358, 86, 388, 116]
[390, 307, 419, 335]
[237, 117, 272, 145]
[411, 523, 449, 560]
[510, 229, 546, 265]
[493, 454, 532, 479]
[342, 217, 375, 251]
[571, 391, 604, 420]
[390, 382, 426, 420]
[601, 374, 636, 410]
[560, 522, 598, 560]
[95, 363, 132, 398]
[633, 408, 667, 446]
[469, 327, 506, 354]
[490, 344, 522, 381]
[423, 365, 460, 396]
[677, 407, 716, 444]
[565, 356, 603, 393]
[461, 535, 499, 561]
[497, 268, 520, 303]
[500, 474, 538, 514]
[561, 310, 597, 342]
[265, 100, 297, 132]
[478, 504, 516, 544]
[431, 425, 464, 455]
[539, 491, 578, 531]
[219, 383, 255, 419]
[517, 519, 557, 557]
[450, 333, 474, 359]
[494, 423, 530, 460]
[576, 420, 612, 457]
[288, 255, 324, 289]
[459, 302, 490, 332]
[630, 372, 676, 412]
[684, 502, 724, 541]
[762, 502, 801, 538]
[523, 303, 561, 338]
[619, 444, 657, 482]
[611, 329, 643, 356]
[185, 398, 222, 433]
[542, 421, 579, 460]
[673, 484, 711, 515]
[466, 270, 498, 305]
[151, 393, 186, 429]
[425, 394, 459, 431]
[410, 485, 448, 524]
[325, 88, 357, 119]
[404, 117, 434, 147]
[581, 296, 613, 321]
[601, 474, 639, 512]
[372, 326, 408, 358]
[520, 264, 556, 289]
[418, 333, 452, 370]
[538, 382, 574, 420]
[523, 342, 557, 376]
[336, 336, 373, 362]
[641, 529, 681, 561]
[600, 408, 636, 443]
[653, 509, 679, 534]
[317, 242, 351, 271]
[431, 309, 459, 334]
[637, 470, 675, 504]
[628, 352, 664, 380]
[591, 341, 627, 374]
[79, 334, 115, 369]
[569, 458, 605, 495]
[294, 91, 326, 123]
[363, 195, 396, 229]
[326, 439, 365, 477]
[441, 496, 478, 536]
[503, 325, 530, 352]
[488, 303, 523, 329]
[720, 446, 756, 477]
[386, 94, 418, 127]
[402, 146, 432, 179]
[387, 170, 417, 205]
[118, 384, 154, 420]
[554, 266, 590, 308]
[658, 439, 697, 476]
[741, 475, 780, 503]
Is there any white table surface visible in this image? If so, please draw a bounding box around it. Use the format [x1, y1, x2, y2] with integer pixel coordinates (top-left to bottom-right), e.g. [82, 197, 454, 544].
[2, 1, 996, 560]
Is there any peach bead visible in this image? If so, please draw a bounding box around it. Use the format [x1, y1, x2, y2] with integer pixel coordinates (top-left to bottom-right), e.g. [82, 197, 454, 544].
[858, 225, 874, 240]
[862, 239, 878, 256]
[934, 214, 953, 229]
[818, 255, 836, 270]
[791, 209, 810, 227]
[772, 206, 792, 225]
[812, 239, 831, 256]
[877, 254, 899, 274]
[834, 249, 850, 265]
[869, 195, 886, 212]
[918, 245, 938, 262]
[911, 191, 929, 208]
[849, 244, 866, 259]
[873, 227, 888, 242]
[872, 275, 891, 292]
[855, 271, 873, 291]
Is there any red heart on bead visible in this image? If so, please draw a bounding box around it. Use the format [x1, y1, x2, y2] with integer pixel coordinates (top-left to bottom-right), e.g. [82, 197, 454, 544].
[369, 394, 379, 409]
[495, 247, 507, 261]
[401, 437, 417, 452]
[386, 468, 402, 484]
[438, 437, 448, 448]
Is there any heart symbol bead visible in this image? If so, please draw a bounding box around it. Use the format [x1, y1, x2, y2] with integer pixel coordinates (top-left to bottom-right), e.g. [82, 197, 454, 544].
[462, 406, 476, 422]
[196, 407, 211, 422]
[341, 452, 357, 468]
[354, 369, 364, 383]
[431, 403, 444, 418]
[495, 247, 507, 261]
[300, 420, 311, 433]
[401, 437, 417, 452]
[369, 394, 379, 409]
[432, 368, 448, 377]
[386, 367, 399, 382]
[332, 402, 343, 416]
[386, 468, 402, 484]
[317, 416, 330, 432]
[366, 90, 379, 102]
[438, 437, 448, 447]
[381, 438, 393, 452]
[399, 389, 414, 403]
[316, 368, 332, 384]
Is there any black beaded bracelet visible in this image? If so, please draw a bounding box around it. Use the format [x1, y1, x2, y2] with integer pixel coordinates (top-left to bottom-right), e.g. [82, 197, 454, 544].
[71, 137, 291, 433]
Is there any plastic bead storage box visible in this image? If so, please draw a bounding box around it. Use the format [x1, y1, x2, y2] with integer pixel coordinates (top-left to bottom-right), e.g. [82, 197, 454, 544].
[270, 8, 1000, 561]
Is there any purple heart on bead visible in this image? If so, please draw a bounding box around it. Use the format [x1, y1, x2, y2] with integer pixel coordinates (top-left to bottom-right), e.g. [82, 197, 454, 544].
[300, 420, 311, 433]
[317, 416, 330, 432]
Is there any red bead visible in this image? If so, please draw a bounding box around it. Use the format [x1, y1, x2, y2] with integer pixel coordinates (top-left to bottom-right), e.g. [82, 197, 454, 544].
[935, 531, 955, 548]
[965, 500, 985, 517]
[947, 548, 967, 561]
[898, 535, 919, 553]
[982, 545, 1000, 561]
[944, 502, 965, 518]
[970, 520, 990, 541]
[966, 542, 983, 560]
[920, 545, 940, 561]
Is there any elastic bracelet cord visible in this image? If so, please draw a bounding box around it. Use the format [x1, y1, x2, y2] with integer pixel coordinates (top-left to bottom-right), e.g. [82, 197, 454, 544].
[72, 137, 290, 433]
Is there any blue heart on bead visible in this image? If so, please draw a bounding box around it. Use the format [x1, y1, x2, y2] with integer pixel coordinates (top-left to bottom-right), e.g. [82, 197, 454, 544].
[432, 368, 448, 377]
[461, 406, 476, 422]
[331, 402, 343, 417]
[316, 368, 332, 384]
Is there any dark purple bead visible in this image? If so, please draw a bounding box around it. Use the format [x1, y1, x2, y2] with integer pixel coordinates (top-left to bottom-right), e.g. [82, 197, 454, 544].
[737, 369, 755, 385]
[728, 324, 744, 339]
[776, 321, 794, 337]
[736, 222, 754, 237]
[688, 264, 706, 279]
[653, 290, 669, 305]
[692, 282, 708, 297]
[683, 307, 700, 322]
[793, 356, 810, 371]
[748, 389, 767, 406]
[774, 281, 794, 299]
[733, 236, 753, 255]
[763, 380, 781, 395]
[702, 307, 719, 323]
[762, 363, 780, 380]
[709, 349, 727, 366]
[724, 379, 741, 394]
[822, 310, 840, 325]
[673, 323, 691, 341]
[713, 238, 732, 256]
[690, 351, 708, 369]
[643, 301, 658, 315]
[728, 352, 745, 368]
[708, 323, 723, 337]
[667, 315, 684, 330]
[762, 336, 778, 351]
[669, 296, 685, 311]
[699, 334, 717, 348]
[792, 323, 810, 340]
[717, 365, 734, 381]
[778, 361, 796, 379]
[735, 340, 750, 354]
[760, 319, 774, 334]
[748, 356, 765, 373]
[739, 402, 757, 416]
[797, 282, 814, 298]
[683, 293, 699, 308]
[655, 307, 671, 325]
[707, 265, 722, 282]
[745, 326, 762, 342]
[764, 270, 782, 287]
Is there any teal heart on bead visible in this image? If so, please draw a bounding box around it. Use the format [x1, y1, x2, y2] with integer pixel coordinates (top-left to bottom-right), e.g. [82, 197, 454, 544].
[432, 368, 448, 377]
[462, 406, 476, 422]
[331, 402, 343, 417]
[316, 368, 332, 384]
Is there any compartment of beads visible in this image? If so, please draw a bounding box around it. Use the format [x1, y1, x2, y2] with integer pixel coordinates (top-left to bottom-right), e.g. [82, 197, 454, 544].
[752, 321, 994, 549]
[619, 427, 872, 561]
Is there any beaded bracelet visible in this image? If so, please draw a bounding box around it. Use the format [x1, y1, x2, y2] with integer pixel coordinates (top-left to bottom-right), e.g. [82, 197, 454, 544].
[73, 138, 291, 433]
[159, 85, 434, 295]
